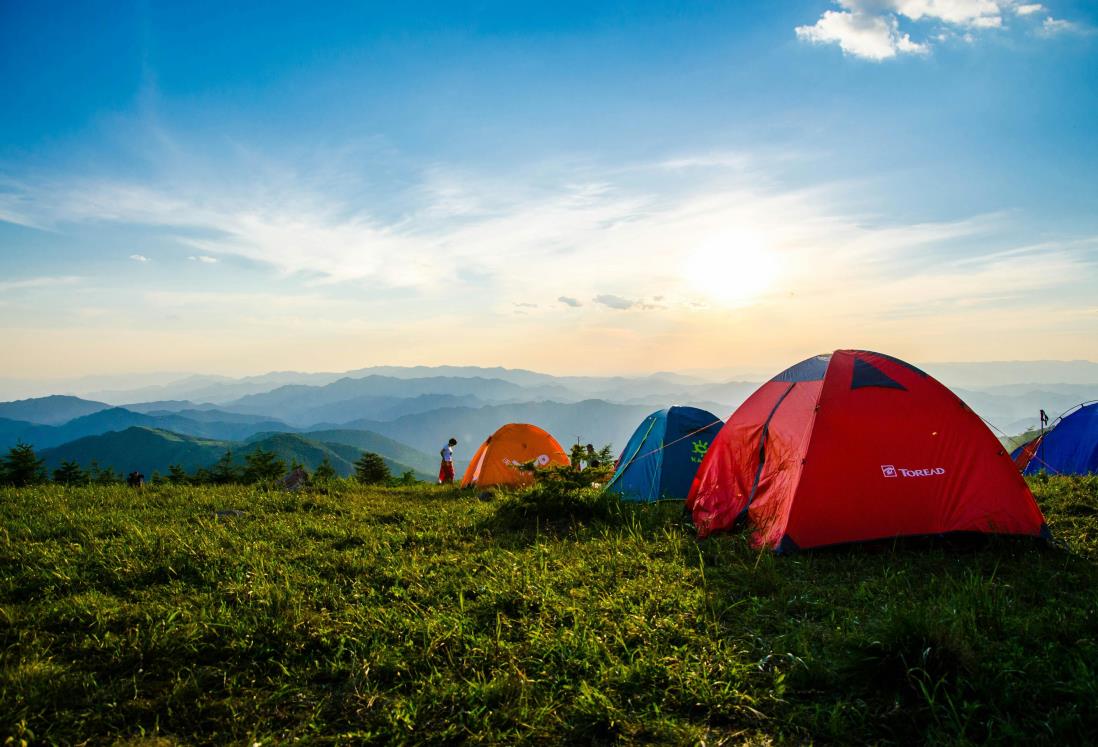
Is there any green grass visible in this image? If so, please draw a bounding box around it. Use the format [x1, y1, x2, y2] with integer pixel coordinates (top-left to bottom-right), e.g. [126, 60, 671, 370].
[2, 476, 1098, 744]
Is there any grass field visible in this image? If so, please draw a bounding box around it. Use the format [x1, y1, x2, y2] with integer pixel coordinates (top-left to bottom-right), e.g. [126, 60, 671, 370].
[3, 475, 1098, 744]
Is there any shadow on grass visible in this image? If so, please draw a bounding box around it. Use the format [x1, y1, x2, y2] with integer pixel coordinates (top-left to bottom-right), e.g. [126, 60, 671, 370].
[475, 482, 694, 550]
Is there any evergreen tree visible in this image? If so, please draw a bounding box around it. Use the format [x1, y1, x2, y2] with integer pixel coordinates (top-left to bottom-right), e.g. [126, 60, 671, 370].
[1, 442, 47, 487]
[150, 470, 164, 485]
[94, 465, 120, 484]
[53, 460, 88, 486]
[242, 449, 286, 484]
[313, 456, 337, 482]
[210, 450, 239, 484]
[167, 464, 189, 484]
[354, 452, 390, 484]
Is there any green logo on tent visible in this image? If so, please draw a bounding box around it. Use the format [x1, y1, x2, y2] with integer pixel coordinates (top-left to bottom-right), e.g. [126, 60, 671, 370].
[690, 439, 709, 463]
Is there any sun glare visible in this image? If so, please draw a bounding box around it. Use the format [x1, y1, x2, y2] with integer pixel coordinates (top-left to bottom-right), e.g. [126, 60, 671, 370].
[684, 232, 780, 307]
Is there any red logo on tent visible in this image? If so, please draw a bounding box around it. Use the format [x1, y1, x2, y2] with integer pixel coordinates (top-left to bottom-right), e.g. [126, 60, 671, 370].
[881, 464, 897, 478]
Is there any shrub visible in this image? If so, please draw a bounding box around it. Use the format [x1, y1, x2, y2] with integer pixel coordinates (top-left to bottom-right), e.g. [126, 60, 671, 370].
[389, 469, 418, 487]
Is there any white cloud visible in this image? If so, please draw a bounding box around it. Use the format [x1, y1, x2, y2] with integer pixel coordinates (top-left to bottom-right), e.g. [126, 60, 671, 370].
[796, 9, 928, 60]
[129, 254, 150, 262]
[886, 0, 1004, 27]
[797, 1, 1075, 60]
[558, 296, 582, 307]
[188, 255, 218, 263]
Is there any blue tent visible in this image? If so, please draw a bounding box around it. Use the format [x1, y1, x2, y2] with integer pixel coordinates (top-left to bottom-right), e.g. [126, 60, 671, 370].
[1022, 402, 1098, 475]
[606, 406, 724, 502]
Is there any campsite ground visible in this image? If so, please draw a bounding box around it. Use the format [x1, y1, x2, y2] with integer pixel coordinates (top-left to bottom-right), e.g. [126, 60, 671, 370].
[3, 476, 1097, 744]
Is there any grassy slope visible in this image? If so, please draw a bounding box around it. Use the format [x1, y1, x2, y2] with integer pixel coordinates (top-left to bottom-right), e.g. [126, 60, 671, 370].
[304, 428, 438, 475]
[1000, 428, 1043, 454]
[39, 426, 227, 474]
[312, 441, 432, 481]
[1, 477, 1097, 744]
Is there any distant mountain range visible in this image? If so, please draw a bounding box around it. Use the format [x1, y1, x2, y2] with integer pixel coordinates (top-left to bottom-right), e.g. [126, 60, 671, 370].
[0, 407, 294, 451]
[40, 427, 434, 480]
[221, 375, 565, 425]
[4, 360, 1098, 404]
[315, 400, 666, 465]
[0, 395, 110, 425]
[3, 363, 1096, 481]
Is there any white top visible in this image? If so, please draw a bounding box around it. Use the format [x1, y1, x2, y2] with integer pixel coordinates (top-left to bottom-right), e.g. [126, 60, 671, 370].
[441, 445, 454, 462]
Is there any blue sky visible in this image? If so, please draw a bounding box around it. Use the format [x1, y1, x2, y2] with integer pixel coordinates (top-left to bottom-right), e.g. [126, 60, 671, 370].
[1, 0, 1096, 377]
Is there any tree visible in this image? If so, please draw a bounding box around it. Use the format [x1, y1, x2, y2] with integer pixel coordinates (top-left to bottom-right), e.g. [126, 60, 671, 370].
[53, 460, 88, 486]
[313, 456, 337, 482]
[1, 442, 47, 487]
[94, 464, 120, 484]
[209, 450, 239, 485]
[242, 449, 286, 484]
[354, 452, 390, 484]
[167, 464, 189, 484]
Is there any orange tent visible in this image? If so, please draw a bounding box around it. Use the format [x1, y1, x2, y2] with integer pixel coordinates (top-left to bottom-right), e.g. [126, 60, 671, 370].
[461, 423, 570, 488]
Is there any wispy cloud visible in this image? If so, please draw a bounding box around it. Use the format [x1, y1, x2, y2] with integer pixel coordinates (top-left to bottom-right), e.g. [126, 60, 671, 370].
[129, 254, 150, 262]
[0, 275, 83, 292]
[593, 294, 635, 310]
[1039, 16, 1084, 35]
[2, 137, 1095, 358]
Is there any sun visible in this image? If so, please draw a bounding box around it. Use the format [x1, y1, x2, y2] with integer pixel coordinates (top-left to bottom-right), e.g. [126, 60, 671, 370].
[684, 232, 780, 307]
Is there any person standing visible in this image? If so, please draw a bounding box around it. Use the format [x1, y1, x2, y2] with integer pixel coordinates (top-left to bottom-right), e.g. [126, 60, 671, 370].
[439, 438, 458, 484]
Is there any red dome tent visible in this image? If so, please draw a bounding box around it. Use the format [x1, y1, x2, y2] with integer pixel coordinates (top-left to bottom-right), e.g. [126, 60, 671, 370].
[687, 350, 1049, 551]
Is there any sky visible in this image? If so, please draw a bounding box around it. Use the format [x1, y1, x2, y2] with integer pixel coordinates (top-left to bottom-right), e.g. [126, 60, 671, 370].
[1, 0, 1096, 379]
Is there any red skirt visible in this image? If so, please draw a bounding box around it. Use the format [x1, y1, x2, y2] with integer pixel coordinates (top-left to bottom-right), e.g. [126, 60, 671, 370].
[438, 461, 455, 484]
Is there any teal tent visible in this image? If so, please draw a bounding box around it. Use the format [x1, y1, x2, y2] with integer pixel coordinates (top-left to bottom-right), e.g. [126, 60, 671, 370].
[606, 406, 724, 502]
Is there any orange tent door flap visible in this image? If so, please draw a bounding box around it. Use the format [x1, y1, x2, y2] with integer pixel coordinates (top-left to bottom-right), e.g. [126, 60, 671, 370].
[460, 441, 490, 488]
